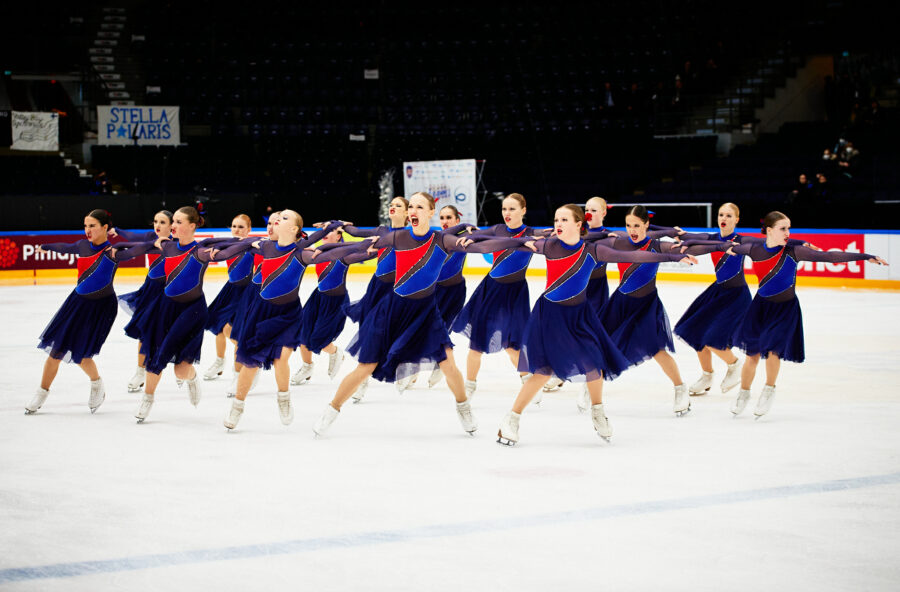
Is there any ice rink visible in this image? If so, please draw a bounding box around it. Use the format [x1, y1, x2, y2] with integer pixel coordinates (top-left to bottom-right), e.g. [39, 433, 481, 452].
[1, 276, 899, 591]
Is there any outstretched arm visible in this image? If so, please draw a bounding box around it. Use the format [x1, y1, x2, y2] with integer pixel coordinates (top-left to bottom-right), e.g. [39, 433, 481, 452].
[336, 224, 387, 239]
[206, 237, 259, 261]
[38, 241, 83, 255]
[111, 228, 156, 242]
[591, 242, 694, 264]
[793, 245, 887, 265]
[111, 240, 161, 262]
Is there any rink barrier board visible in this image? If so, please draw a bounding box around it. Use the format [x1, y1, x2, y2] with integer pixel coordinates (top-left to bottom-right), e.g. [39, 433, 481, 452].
[2, 227, 899, 289]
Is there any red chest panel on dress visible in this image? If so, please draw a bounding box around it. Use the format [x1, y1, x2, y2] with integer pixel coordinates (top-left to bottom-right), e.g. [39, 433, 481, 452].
[617, 242, 650, 276]
[165, 248, 195, 276]
[261, 251, 293, 281]
[545, 244, 585, 289]
[77, 250, 104, 278]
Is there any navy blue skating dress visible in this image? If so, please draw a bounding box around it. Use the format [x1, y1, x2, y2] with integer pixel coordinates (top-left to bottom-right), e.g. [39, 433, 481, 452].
[340, 225, 402, 326]
[722, 240, 880, 364]
[205, 248, 255, 336]
[517, 237, 688, 382]
[323, 228, 512, 383]
[132, 238, 229, 374]
[451, 224, 535, 353]
[38, 239, 151, 364]
[298, 248, 368, 354]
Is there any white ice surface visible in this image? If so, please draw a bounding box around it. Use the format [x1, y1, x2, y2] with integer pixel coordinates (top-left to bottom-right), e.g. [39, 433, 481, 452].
[1, 277, 899, 591]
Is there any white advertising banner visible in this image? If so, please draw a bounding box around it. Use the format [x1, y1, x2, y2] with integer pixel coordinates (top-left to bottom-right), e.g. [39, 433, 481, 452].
[11, 111, 59, 151]
[403, 159, 477, 226]
[98, 105, 180, 145]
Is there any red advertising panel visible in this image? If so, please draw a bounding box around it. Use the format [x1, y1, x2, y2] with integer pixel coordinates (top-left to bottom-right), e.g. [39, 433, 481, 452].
[0, 234, 147, 271]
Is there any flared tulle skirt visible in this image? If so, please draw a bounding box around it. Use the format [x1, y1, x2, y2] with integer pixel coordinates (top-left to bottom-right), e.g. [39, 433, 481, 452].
[347, 291, 452, 383]
[434, 281, 466, 330]
[205, 281, 249, 335]
[119, 278, 165, 341]
[674, 282, 752, 351]
[234, 297, 302, 369]
[38, 291, 117, 364]
[229, 281, 261, 345]
[518, 298, 630, 382]
[451, 276, 529, 353]
[344, 274, 391, 325]
[299, 290, 349, 354]
[598, 289, 675, 367]
[733, 295, 805, 363]
[139, 297, 208, 374]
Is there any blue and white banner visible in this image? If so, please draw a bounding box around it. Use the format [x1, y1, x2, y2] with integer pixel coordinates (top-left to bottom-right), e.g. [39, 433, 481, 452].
[403, 159, 477, 226]
[98, 105, 180, 146]
[11, 111, 59, 151]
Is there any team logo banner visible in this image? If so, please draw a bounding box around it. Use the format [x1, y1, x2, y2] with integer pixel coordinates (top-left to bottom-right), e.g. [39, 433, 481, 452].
[98, 106, 180, 145]
[403, 159, 477, 226]
[11, 111, 59, 151]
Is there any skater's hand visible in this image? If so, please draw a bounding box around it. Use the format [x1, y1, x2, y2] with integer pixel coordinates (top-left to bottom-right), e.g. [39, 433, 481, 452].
[804, 242, 822, 251]
[205, 248, 220, 260]
[607, 231, 619, 237]
[674, 226, 685, 235]
[725, 246, 737, 257]
[153, 236, 170, 249]
[524, 240, 538, 252]
[868, 256, 888, 265]
[310, 249, 323, 259]
[36, 245, 45, 254]
[456, 237, 473, 248]
[251, 240, 262, 249]
[108, 228, 118, 237]
[679, 255, 698, 265]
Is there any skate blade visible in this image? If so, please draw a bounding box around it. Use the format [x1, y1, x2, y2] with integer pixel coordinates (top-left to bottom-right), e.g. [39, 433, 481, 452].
[597, 435, 611, 443]
[674, 407, 691, 417]
[496, 431, 516, 446]
[24, 409, 36, 415]
[754, 414, 765, 421]
[721, 383, 739, 394]
[90, 408, 98, 414]
[127, 385, 143, 393]
[689, 389, 709, 396]
[136, 418, 146, 424]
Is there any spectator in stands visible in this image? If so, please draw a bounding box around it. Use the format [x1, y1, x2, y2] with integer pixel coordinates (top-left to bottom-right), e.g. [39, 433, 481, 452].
[790, 173, 814, 203]
[94, 171, 111, 195]
[814, 173, 830, 201]
[624, 82, 645, 113]
[598, 82, 618, 114]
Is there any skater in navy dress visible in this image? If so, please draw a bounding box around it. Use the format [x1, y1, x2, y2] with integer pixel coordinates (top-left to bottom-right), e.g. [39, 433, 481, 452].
[215, 213, 344, 430]
[224, 210, 281, 396]
[26, 210, 156, 415]
[113, 210, 173, 393]
[291, 225, 372, 387]
[491, 204, 698, 446]
[686, 211, 887, 419]
[426, 205, 472, 389]
[129, 206, 240, 423]
[673, 203, 816, 398]
[597, 205, 729, 416]
[202, 214, 254, 382]
[451, 193, 540, 399]
[311, 192, 523, 438]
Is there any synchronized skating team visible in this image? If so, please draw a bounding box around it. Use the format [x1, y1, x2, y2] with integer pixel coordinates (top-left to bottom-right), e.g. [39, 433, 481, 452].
[25, 193, 888, 445]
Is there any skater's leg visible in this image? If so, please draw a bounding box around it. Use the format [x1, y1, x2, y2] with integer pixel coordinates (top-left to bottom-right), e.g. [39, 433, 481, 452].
[173, 361, 195, 381]
[586, 375, 604, 405]
[764, 352, 780, 386]
[438, 347, 467, 403]
[710, 347, 739, 365]
[215, 332, 226, 359]
[466, 349, 482, 382]
[653, 350, 683, 385]
[330, 363, 377, 410]
[322, 343, 337, 355]
[144, 370, 162, 395]
[511, 372, 551, 413]
[697, 347, 714, 373]
[40, 357, 62, 390]
[741, 354, 760, 389]
[300, 345, 313, 365]
[137, 343, 146, 369]
[78, 358, 100, 381]
[235, 366, 259, 401]
[273, 347, 293, 392]
[506, 347, 527, 377]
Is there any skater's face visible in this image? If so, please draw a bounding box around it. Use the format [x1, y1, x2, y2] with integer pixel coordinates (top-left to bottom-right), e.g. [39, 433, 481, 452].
[625, 214, 648, 243]
[407, 195, 435, 234]
[84, 216, 108, 244]
[439, 207, 460, 229]
[554, 208, 582, 242]
[230, 216, 251, 238]
[153, 212, 172, 238]
[584, 197, 607, 228]
[321, 228, 343, 244]
[266, 211, 281, 238]
[718, 205, 739, 235]
[389, 198, 409, 226]
[502, 197, 525, 228]
[171, 211, 196, 241]
[277, 210, 302, 242]
[766, 217, 791, 246]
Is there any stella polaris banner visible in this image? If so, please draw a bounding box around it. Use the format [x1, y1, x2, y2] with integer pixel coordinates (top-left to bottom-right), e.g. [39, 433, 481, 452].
[97, 106, 180, 146]
[403, 159, 477, 227]
[11, 111, 59, 151]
